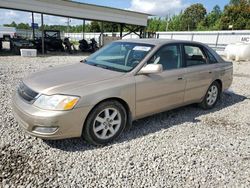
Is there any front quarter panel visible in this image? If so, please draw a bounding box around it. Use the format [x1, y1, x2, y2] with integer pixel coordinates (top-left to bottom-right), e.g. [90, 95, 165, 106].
[72, 76, 136, 119]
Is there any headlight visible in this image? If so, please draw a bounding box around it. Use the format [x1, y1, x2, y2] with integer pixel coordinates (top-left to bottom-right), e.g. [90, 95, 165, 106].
[33, 94, 80, 111]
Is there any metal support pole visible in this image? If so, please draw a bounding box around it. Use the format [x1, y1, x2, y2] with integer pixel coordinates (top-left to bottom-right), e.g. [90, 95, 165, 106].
[41, 13, 45, 55]
[67, 17, 70, 33]
[120, 24, 123, 39]
[139, 27, 143, 38]
[111, 23, 114, 37]
[100, 21, 104, 47]
[140, 27, 144, 38]
[191, 33, 194, 41]
[32, 12, 35, 40]
[82, 19, 85, 39]
[215, 33, 220, 47]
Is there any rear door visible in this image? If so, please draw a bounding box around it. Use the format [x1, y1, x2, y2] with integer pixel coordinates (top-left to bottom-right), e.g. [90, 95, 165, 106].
[182, 44, 215, 103]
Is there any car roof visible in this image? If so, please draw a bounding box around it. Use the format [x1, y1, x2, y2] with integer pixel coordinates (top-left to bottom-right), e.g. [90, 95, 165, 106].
[116, 38, 205, 46]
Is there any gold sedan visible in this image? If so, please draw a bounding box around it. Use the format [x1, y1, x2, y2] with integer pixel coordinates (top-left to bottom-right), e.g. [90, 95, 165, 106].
[12, 39, 233, 145]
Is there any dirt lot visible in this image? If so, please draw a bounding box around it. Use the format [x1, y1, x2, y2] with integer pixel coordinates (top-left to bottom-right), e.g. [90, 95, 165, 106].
[0, 54, 250, 187]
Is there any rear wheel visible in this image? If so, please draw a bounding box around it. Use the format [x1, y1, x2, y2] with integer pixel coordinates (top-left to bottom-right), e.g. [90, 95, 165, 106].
[200, 81, 220, 109]
[83, 100, 127, 145]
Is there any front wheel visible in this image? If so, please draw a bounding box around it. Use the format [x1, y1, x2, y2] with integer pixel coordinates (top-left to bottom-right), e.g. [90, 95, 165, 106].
[200, 82, 220, 109]
[83, 100, 127, 145]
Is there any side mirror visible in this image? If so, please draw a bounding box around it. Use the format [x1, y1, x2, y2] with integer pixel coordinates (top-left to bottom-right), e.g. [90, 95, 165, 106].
[138, 64, 163, 75]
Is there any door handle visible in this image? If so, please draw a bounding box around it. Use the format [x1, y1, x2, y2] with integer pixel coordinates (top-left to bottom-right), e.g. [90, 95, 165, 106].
[177, 77, 183, 80]
[208, 71, 212, 74]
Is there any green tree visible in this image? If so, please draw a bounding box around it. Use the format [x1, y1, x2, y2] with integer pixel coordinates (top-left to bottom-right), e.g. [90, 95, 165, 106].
[147, 18, 160, 32]
[230, 0, 241, 4]
[3, 21, 17, 28]
[198, 5, 222, 30]
[17, 23, 30, 29]
[147, 17, 167, 32]
[159, 18, 168, 31]
[220, 0, 250, 30]
[229, 0, 250, 5]
[102, 22, 119, 32]
[90, 21, 101, 32]
[182, 3, 207, 30]
[167, 13, 185, 31]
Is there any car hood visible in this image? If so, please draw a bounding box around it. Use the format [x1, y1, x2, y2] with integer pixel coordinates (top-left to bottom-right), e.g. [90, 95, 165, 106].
[23, 63, 124, 95]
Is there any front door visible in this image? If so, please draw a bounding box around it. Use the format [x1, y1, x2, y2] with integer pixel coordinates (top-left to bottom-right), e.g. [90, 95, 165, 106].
[135, 44, 186, 118]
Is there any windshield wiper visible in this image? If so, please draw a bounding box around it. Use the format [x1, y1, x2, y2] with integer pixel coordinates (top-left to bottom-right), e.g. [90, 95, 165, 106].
[92, 63, 111, 70]
[87, 62, 127, 73]
[80, 59, 87, 63]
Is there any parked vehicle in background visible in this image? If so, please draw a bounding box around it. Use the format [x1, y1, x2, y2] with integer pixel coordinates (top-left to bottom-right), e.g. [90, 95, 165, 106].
[0, 39, 2, 51]
[12, 39, 233, 145]
[79, 38, 99, 53]
[10, 38, 35, 55]
[63, 37, 77, 54]
[34, 30, 64, 52]
[0, 26, 17, 41]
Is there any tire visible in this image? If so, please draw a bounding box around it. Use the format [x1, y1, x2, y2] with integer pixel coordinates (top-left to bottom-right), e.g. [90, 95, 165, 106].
[13, 46, 20, 55]
[200, 81, 221, 110]
[83, 100, 127, 145]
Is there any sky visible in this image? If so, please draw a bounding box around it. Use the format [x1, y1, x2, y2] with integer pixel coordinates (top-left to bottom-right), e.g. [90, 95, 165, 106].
[0, 0, 229, 26]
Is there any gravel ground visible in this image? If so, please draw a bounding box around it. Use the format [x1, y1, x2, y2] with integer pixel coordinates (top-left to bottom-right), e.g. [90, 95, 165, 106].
[0, 55, 250, 187]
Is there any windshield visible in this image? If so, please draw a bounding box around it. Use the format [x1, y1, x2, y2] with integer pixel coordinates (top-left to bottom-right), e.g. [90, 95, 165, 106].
[85, 42, 154, 72]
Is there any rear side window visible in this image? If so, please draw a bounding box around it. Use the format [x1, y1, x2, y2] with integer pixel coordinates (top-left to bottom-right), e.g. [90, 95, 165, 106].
[206, 50, 218, 64]
[184, 45, 207, 66]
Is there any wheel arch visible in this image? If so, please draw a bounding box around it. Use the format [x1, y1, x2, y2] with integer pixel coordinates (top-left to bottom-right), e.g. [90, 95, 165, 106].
[213, 79, 223, 93]
[199, 79, 222, 109]
[200, 79, 223, 103]
[82, 97, 133, 133]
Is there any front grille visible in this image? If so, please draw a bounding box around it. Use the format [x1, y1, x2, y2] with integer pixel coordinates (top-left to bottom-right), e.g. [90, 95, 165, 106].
[18, 82, 39, 103]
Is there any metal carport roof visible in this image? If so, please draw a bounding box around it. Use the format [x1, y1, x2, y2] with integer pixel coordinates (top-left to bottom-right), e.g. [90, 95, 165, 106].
[0, 0, 150, 26]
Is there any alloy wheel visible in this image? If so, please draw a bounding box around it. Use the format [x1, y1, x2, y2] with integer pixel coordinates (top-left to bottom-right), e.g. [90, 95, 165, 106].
[206, 85, 218, 106]
[93, 108, 122, 140]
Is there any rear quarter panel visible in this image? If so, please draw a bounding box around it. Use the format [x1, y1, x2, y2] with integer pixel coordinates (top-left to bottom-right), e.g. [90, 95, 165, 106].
[204, 45, 233, 91]
[218, 61, 233, 91]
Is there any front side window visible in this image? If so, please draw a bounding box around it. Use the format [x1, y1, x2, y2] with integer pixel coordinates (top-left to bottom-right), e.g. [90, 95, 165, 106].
[184, 45, 207, 66]
[148, 45, 182, 70]
[86, 42, 154, 72]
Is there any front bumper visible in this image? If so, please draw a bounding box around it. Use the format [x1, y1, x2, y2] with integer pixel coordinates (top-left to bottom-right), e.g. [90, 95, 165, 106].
[12, 93, 92, 140]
